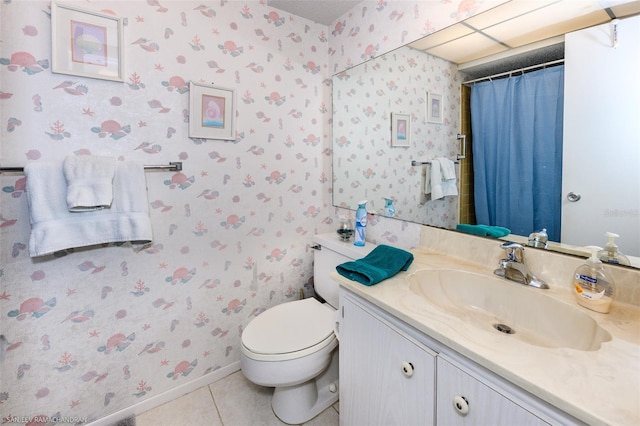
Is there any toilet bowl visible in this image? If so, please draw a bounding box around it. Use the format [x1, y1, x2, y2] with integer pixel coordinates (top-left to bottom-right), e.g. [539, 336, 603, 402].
[240, 298, 339, 424]
[239, 233, 376, 424]
[241, 298, 338, 388]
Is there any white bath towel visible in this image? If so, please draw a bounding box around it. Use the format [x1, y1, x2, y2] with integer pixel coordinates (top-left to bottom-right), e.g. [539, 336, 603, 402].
[430, 158, 445, 200]
[420, 164, 430, 204]
[63, 154, 116, 211]
[437, 157, 458, 198]
[438, 157, 456, 180]
[25, 160, 153, 257]
[424, 158, 458, 201]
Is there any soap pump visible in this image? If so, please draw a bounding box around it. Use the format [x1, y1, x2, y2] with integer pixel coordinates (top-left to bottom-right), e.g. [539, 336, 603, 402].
[573, 249, 615, 313]
[354, 200, 367, 247]
[383, 197, 395, 218]
[597, 232, 631, 266]
[527, 228, 548, 249]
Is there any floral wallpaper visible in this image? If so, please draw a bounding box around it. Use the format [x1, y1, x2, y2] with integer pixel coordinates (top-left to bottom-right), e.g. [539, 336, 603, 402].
[0, 0, 507, 423]
[332, 44, 463, 227]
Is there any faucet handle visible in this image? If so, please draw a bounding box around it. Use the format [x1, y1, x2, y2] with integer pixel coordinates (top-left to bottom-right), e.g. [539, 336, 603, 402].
[501, 242, 524, 262]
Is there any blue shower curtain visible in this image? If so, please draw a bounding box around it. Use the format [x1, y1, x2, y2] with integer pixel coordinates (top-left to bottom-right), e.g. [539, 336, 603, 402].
[471, 66, 564, 242]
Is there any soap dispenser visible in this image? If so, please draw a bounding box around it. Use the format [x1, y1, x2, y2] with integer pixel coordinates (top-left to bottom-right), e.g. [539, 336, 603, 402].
[354, 200, 367, 247]
[527, 228, 548, 249]
[597, 232, 631, 266]
[573, 250, 615, 313]
[383, 197, 395, 218]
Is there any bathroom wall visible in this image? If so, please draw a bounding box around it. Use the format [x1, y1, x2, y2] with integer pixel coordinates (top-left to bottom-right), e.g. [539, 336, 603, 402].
[0, 0, 511, 423]
[0, 0, 333, 422]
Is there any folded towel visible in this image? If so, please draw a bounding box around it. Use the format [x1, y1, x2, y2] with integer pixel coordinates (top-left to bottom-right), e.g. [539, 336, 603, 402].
[438, 157, 456, 180]
[336, 244, 414, 286]
[438, 157, 459, 197]
[456, 224, 511, 238]
[432, 158, 459, 200]
[63, 154, 116, 211]
[25, 160, 153, 257]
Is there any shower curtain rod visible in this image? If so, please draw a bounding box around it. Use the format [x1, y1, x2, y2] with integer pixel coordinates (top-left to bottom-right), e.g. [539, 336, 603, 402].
[0, 161, 183, 174]
[463, 59, 564, 86]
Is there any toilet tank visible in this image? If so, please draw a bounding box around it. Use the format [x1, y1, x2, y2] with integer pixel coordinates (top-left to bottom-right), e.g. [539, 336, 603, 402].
[312, 233, 377, 308]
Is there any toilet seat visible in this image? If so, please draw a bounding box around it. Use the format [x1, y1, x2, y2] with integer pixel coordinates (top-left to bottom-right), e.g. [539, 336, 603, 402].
[242, 298, 336, 362]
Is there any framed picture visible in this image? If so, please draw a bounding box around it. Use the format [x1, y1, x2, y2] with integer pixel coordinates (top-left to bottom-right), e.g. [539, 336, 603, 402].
[51, 2, 124, 82]
[391, 113, 410, 147]
[427, 92, 443, 123]
[189, 82, 236, 140]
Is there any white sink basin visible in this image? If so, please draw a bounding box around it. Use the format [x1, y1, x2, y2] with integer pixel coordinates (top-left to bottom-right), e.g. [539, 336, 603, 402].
[406, 269, 611, 351]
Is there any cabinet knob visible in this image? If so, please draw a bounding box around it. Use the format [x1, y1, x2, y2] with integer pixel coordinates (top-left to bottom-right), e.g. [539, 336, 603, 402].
[401, 361, 414, 377]
[453, 395, 469, 415]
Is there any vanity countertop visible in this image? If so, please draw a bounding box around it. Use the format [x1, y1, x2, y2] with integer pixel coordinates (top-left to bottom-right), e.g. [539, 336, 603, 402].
[333, 248, 640, 425]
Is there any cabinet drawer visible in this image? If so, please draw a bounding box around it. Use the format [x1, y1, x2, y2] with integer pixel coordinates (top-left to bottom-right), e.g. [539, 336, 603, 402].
[437, 357, 549, 425]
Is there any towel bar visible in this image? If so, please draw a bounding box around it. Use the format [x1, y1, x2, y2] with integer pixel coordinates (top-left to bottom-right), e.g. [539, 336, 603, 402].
[411, 160, 459, 166]
[0, 161, 182, 173]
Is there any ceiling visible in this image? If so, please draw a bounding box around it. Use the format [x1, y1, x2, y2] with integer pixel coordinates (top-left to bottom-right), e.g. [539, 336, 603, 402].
[267, 0, 639, 72]
[409, 0, 640, 66]
[266, 0, 363, 25]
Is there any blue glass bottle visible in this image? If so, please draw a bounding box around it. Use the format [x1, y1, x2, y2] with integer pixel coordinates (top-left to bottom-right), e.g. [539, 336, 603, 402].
[354, 200, 367, 247]
[384, 197, 395, 218]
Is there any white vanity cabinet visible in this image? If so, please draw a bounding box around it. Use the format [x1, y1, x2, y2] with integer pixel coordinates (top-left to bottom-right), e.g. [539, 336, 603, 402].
[339, 289, 581, 426]
[339, 294, 437, 425]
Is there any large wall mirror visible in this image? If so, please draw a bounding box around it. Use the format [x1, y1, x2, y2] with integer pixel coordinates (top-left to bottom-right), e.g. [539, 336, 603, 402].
[332, 0, 640, 268]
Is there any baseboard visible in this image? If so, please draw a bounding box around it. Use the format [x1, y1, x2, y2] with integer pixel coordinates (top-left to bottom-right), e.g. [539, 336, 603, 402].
[89, 361, 241, 425]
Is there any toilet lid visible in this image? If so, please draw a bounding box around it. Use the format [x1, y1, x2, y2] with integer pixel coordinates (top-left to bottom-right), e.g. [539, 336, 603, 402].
[242, 298, 334, 355]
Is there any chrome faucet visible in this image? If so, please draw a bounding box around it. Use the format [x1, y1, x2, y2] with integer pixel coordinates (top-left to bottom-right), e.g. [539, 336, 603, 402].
[494, 242, 549, 289]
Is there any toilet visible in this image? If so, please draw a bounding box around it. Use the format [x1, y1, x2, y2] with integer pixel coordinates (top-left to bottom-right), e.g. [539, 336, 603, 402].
[240, 233, 375, 424]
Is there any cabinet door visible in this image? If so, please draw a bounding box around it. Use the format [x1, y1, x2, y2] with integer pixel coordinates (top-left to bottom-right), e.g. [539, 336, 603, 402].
[340, 296, 436, 426]
[437, 357, 549, 425]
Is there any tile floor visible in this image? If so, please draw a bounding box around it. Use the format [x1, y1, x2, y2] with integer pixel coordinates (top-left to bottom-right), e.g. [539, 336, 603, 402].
[136, 371, 340, 426]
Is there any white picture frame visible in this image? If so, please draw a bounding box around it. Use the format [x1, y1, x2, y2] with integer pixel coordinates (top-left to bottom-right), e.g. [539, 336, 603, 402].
[189, 81, 236, 140]
[51, 2, 124, 82]
[391, 112, 410, 147]
[427, 92, 443, 124]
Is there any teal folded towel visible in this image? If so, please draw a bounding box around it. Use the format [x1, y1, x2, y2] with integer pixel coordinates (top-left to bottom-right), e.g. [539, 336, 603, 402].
[456, 224, 511, 238]
[336, 245, 414, 286]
